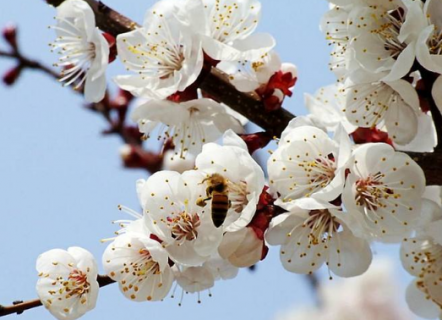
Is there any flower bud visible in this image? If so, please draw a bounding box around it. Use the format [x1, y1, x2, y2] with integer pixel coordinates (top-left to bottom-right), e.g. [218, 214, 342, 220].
[2, 65, 21, 86]
[263, 90, 283, 112]
[2, 24, 17, 51]
[281, 63, 298, 79]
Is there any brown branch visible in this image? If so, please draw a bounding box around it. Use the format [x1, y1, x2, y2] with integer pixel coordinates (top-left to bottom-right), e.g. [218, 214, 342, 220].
[46, 0, 139, 35]
[0, 275, 114, 317]
[0, 50, 59, 79]
[200, 68, 295, 137]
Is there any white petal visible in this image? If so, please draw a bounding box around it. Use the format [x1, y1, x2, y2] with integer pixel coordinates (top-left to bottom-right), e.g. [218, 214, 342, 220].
[328, 228, 372, 277]
[406, 280, 441, 319]
[432, 75, 442, 114]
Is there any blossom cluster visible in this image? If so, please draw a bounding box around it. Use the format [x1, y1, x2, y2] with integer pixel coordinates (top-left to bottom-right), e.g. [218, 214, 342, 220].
[31, 0, 442, 319]
[310, 0, 441, 152]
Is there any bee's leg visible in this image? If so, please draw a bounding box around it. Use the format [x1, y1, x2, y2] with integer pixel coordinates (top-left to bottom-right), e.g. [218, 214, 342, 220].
[228, 200, 232, 208]
[196, 197, 212, 207]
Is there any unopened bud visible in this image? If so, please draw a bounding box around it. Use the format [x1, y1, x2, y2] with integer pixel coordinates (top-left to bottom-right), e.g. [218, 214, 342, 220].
[3, 65, 21, 86]
[263, 93, 282, 112]
[2, 24, 17, 51]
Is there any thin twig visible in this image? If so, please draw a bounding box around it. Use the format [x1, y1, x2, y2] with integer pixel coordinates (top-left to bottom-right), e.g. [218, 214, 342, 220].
[0, 275, 114, 317]
[0, 50, 59, 79]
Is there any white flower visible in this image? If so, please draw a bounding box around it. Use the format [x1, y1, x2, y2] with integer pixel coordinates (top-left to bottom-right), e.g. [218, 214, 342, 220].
[320, 4, 353, 82]
[203, 254, 239, 281]
[416, 0, 442, 75]
[217, 51, 282, 92]
[182, 0, 275, 61]
[102, 233, 174, 302]
[171, 254, 237, 304]
[115, 0, 203, 100]
[341, 143, 425, 242]
[394, 111, 438, 153]
[131, 98, 244, 160]
[36, 247, 99, 320]
[138, 170, 223, 266]
[348, 0, 426, 82]
[304, 83, 356, 134]
[268, 124, 351, 207]
[344, 77, 420, 145]
[193, 130, 266, 232]
[50, 0, 109, 103]
[218, 226, 265, 268]
[266, 204, 372, 277]
[174, 265, 215, 303]
[401, 186, 442, 319]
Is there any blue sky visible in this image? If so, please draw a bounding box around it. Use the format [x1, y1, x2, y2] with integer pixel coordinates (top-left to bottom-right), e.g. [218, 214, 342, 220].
[0, 1, 418, 319]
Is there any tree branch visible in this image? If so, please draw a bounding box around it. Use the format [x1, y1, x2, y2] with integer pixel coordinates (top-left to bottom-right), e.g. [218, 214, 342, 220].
[200, 68, 295, 137]
[46, 0, 139, 34]
[0, 50, 59, 79]
[0, 275, 114, 317]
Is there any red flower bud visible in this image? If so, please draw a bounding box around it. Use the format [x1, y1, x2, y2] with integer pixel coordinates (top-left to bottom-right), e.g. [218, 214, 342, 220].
[2, 65, 21, 86]
[266, 67, 297, 97]
[2, 24, 17, 51]
[263, 93, 282, 112]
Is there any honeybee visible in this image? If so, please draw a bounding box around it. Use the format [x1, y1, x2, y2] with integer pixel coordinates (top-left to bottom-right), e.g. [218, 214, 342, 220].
[196, 173, 231, 228]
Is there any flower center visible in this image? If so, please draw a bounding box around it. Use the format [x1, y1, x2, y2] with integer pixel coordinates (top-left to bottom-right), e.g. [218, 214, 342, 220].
[301, 154, 336, 197]
[355, 172, 395, 211]
[370, 9, 406, 60]
[63, 270, 90, 300]
[168, 212, 201, 243]
[429, 26, 442, 55]
[226, 180, 249, 214]
[124, 38, 185, 80]
[50, 18, 97, 90]
[411, 240, 442, 307]
[135, 249, 161, 277]
[304, 209, 340, 245]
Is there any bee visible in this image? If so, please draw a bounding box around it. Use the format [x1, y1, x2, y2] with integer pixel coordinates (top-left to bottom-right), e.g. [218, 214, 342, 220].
[196, 173, 231, 228]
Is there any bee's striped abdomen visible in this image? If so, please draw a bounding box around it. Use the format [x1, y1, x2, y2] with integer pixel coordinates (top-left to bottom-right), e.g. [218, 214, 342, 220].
[211, 193, 229, 228]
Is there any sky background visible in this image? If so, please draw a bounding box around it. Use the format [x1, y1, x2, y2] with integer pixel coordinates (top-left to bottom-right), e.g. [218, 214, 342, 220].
[0, 1, 419, 320]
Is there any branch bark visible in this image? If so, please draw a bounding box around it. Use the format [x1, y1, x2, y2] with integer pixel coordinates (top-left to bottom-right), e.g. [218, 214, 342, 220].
[46, 0, 139, 34]
[0, 275, 114, 317]
[0, 51, 59, 79]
